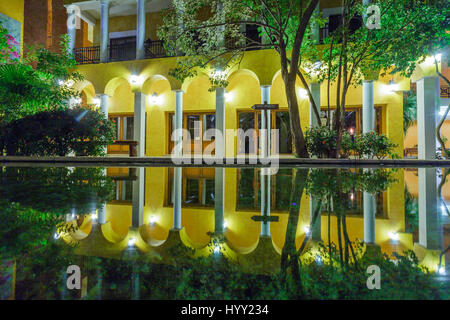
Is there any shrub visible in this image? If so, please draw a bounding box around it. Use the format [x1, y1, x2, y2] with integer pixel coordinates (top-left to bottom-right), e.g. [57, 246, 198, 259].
[305, 127, 398, 159]
[305, 126, 337, 158]
[2, 107, 116, 156]
[355, 131, 398, 159]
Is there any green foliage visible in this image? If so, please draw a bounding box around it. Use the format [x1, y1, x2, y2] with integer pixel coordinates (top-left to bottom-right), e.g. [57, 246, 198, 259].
[403, 91, 417, 134]
[0, 35, 83, 123]
[2, 107, 116, 156]
[305, 126, 337, 158]
[305, 168, 397, 200]
[0, 167, 115, 215]
[355, 131, 398, 159]
[405, 187, 419, 233]
[305, 126, 397, 159]
[0, 25, 19, 63]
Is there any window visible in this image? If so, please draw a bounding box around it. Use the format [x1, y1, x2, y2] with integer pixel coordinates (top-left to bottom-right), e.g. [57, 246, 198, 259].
[168, 112, 216, 154]
[167, 168, 215, 207]
[108, 114, 137, 155]
[237, 110, 293, 155]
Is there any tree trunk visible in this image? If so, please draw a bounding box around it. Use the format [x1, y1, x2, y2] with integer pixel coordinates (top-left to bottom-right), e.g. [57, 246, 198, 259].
[284, 78, 309, 158]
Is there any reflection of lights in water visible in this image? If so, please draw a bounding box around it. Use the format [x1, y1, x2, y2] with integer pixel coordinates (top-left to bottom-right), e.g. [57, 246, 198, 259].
[438, 267, 446, 275]
[223, 221, 228, 229]
[214, 245, 220, 254]
[128, 238, 136, 247]
[315, 256, 322, 264]
[441, 205, 448, 216]
[303, 226, 310, 234]
[149, 216, 158, 225]
[388, 231, 399, 241]
[91, 213, 98, 220]
[53, 233, 60, 240]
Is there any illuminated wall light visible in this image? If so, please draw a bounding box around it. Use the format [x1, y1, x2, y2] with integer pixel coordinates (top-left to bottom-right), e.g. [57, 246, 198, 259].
[149, 92, 163, 105]
[53, 232, 61, 240]
[213, 245, 221, 254]
[130, 75, 143, 85]
[298, 88, 308, 99]
[223, 220, 228, 229]
[303, 225, 310, 234]
[224, 92, 233, 102]
[350, 193, 355, 201]
[315, 255, 323, 264]
[438, 267, 446, 275]
[149, 215, 158, 225]
[388, 231, 399, 241]
[424, 53, 442, 65]
[91, 212, 98, 220]
[128, 237, 137, 247]
[92, 98, 100, 106]
[387, 80, 399, 93]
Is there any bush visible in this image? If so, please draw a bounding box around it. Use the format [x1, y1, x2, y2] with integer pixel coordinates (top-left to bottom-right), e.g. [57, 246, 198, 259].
[2, 107, 116, 156]
[305, 127, 398, 159]
[355, 131, 398, 159]
[305, 126, 336, 158]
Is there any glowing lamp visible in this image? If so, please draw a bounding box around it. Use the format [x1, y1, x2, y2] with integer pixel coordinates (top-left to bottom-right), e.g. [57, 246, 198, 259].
[128, 237, 136, 247]
[388, 231, 399, 241]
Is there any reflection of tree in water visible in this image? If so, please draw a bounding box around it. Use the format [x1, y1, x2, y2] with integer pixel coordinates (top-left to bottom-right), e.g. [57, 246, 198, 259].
[0, 167, 115, 214]
[0, 167, 114, 299]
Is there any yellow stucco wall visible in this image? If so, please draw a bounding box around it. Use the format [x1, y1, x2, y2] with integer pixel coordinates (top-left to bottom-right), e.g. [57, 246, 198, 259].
[0, 0, 24, 54]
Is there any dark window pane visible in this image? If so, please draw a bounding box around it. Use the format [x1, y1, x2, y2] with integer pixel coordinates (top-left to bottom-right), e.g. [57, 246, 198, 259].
[238, 113, 256, 154]
[185, 179, 199, 204]
[126, 117, 134, 140]
[205, 179, 215, 205]
[276, 112, 293, 154]
[187, 115, 201, 141]
[274, 169, 293, 210]
[205, 114, 216, 131]
[237, 169, 258, 210]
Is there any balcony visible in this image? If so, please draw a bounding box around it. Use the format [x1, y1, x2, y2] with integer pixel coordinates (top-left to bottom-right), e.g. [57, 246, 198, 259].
[73, 40, 170, 65]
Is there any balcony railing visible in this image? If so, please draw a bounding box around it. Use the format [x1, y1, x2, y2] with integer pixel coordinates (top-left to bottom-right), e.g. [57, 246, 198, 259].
[73, 40, 170, 65]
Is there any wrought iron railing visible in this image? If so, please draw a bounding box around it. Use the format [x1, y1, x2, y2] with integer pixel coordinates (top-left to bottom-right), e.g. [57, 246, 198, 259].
[73, 40, 171, 65]
[441, 86, 450, 98]
[73, 46, 100, 65]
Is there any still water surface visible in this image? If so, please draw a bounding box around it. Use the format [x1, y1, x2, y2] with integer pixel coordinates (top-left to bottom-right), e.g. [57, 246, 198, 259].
[0, 166, 449, 299]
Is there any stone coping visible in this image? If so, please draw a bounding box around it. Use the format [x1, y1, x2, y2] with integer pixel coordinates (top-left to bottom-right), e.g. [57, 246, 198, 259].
[2, 156, 450, 168]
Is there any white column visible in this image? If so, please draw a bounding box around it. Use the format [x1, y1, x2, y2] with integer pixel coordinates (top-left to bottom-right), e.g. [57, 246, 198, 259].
[66, 6, 77, 55]
[100, 0, 110, 63]
[417, 77, 440, 160]
[173, 167, 182, 230]
[261, 86, 271, 157]
[136, 0, 146, 60]
[260, 168, 271, 237]
[215, 167, 225, 234]
[418, 168, 442, 249]
[363, 192, 376, 244]
[309, 82, 321, 127]
[99, 94, 109, 118]
[362, 80, 375, 133]
[132, 168, 145, 228]
[174, 90, 183, 157]
[98, 204, 106, 225]
[216, 87, 226, 160]
[134, 92, 146, 157]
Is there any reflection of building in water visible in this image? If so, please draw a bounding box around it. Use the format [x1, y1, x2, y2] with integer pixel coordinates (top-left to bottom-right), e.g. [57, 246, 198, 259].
[61, 167, 448, 274]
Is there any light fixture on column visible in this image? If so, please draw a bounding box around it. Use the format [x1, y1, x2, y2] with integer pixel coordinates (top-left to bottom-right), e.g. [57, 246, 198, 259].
[92, 98, 100, 106]
[424, 53, 442, 65]
[149, 215, 158, 226]
[224, 91, 233, 102]
[438, 266, 446, 275]
[149, 92, 163, 105]
[128, 237, 137, 247]
[223, 220, 228, 229]
[130, 74, 143, 85]
[53, 232, 61, 240]
[387, 80, 399, 93]
[303, 225, 311, 234]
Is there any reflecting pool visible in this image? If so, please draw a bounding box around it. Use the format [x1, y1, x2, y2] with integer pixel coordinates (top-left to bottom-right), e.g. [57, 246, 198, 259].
[0, 166, 449, 300]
